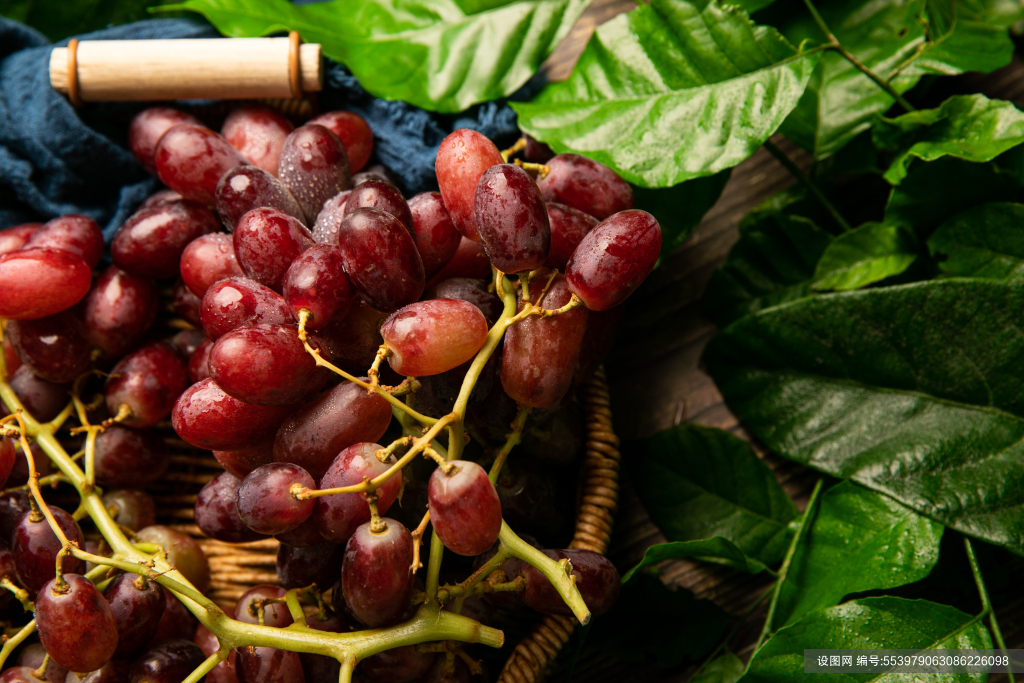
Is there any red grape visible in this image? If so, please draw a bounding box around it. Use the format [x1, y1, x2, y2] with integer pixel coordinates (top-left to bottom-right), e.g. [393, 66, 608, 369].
[135, 525, 211, 593]
[315, 443, 401, 543]
[282, 244, 354, 329]
[0, 668, 43, 683]
[195, 471, 264, 543]
[104, 572, 165, 658]
[146, 587, 197, 648]
[7, 366, 71, 423]
[428, 460, 501, 556]
[180, 233, 245, 297]
[359, 645, 435, 682]
[274, 516, 325, 547]
[233, 585, 292, 627]
[215, 165, 304, 231]
[222, 104, 294, 176]
[341, 518, 414, 627]
[35, 574, 118, 673]
[172, 279, 203, 327]
[209, 323, 327, 405]
[24, 214, 103, 268]
[436, 129, 503, 241]
[344, 179, 413, 234]
[155, 124, 249, 205]
[0, 248, 91, 320]
[520, 549, 620, 617]
[474, 163, 550, 273]
[12, 508, 86, 595]
[380, 299, 488, 376]
[141, 189, 184, 210]
[129, 107, 201, 174]
[309, 110, 373, 173]
[15, 644, 67, 683]
[80, 266, 160, 359]
[129, 639, 207, 683]
[112, 199, 220, 279]
[425, 237, 491, 291]
[545, 202, 598, 270]
[105, 342, 189, 428]
[310, 189, 351, 246]
[188, 338, 213, 383]
[94, 426, 170, 488]
[102, 489, 157, 531]
[276, 541, 345, 589]
[0, 439, 15, 490]
[2, 336, 20, 376]
[278, 124, 352, 224]
[7, 312, 91, 383]
[273, 380, 392, 482]
[501, 273, 588, 408]
[213, 442, 274, 479]
[200, 277, 293, 340]
[524, 135, 555, 163]
[233, 208, 315, 292]
[537, 154, 634, 220]
[409, 192, 460, 279]
[172, 378, 298, 451]
[0, 224, 40, 255]
[315, 300, 387, 374]
[237, 462, 316, 535]
[236, 646, 306, 683]
[336, 208, 425, 311]
[432, 278, 503, 325]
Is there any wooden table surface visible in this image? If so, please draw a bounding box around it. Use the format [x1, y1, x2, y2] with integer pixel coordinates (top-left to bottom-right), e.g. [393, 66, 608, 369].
[535, 2, 1024, 680]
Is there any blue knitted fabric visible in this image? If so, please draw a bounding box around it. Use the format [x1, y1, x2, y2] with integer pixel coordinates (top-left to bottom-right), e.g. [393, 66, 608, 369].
[0, 16, 521, 241]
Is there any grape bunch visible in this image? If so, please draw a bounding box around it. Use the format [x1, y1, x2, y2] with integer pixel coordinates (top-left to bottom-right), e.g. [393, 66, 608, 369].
[0, 101, 659, 683]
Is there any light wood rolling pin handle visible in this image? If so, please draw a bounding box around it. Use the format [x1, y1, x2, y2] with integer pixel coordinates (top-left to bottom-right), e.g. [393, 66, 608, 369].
[49, 35, 322, 104]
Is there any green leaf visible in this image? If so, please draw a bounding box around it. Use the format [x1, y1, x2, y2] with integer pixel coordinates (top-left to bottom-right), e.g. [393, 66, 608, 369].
[635, 171, 731, 261]
[884, 155, 1023, 234]
[929, 203, 1024, 280]
[511, 0, 821, 187]
[622, 536, 768, 582]
[588, 574, 728, 669]
[774, 0, 1014, 160]
[812, 222, 919, 291]
[4, 0, 179, 41]
[772, 482, 943, 629]
[703, 190, 833, 328]
[874, 95, 1024, 184]
[743, 597, 992, 683]
[704, 279, 1024, 555]
[635, 423, 798, 565]
[693, 652, 746, 683]
[160, 0, 589, 113]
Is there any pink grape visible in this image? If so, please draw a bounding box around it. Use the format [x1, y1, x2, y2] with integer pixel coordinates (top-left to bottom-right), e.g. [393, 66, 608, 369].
[435, 129, 503, 240]
[222, 104, 294, 175]
[171, 378, 298, 451]
[0, 248, 91, 320]
[129, 107, 201, 174]
[154, 124, 249, 205]
[24, 214, 103, 268]
[380, 299, 488, 376]
[341, 519, 415, 627]
[309, 110, 373, 172]
[233, 208, 315, 292]
[0, 224, 39, 255]
[199, 277, 293, 340]
[537, 154, 635, 220]
[282, 244, 354, 329]
[428, 460, 501, 556]
[111, 199, 220, 279]
[425, 237, 491, 291]
[545, 202, 598, 270]
[180, 232, 245, 297]
[315, 443, 401, 544]
[408, 192, 460, 279]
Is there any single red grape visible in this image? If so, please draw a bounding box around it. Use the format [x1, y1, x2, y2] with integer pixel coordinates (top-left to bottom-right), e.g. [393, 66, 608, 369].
[380, 299, 488, 376]
[520, 549, 620, 617]
[237, 463, 316, 535]
[537, 154, 634, 220]
[235, 647, 306, 683]
[273, 379, 392, 482]
[278, 124, 352, 224]
[112, 199, 220, 279]
[35, 574, 118, 673]
[215, 165, 304, 231]
[155, 124, 250, 205]
[199, 277, 293, 340]
[141, 189, 184, 210]
[276, 541, 345, 589]
[436, 129, 503, 240]
[135, 525, 211, 593]
[409, 192, 460, 279]
[501, 273, 588, 408]
[474, 163, 550, 274]
[0, 248, 91, 320]
[3, 336, 22, 377]
[7, 312, 91, 383]
[213, 442, 274, 479]
[24, 214, 103, 268]
[336, 208, 425, 311]
[129, 107, 201, 174]
[315, 300, 387, 374]
[315, 443, 401, 544]
[222, 104, 294, 176]
[341, 518, 414, 627]
[129, 639, 207, 683]
[104, 572, 165, 658]
[180, 233, 245, 297]
[565, 209, 661, 311]
[233, 585, 292, 627]
[424, 237, 491, 291]
[428, 460, 501, 556]
[12, 508, 86, 596]
[7, 366, 71, 423]
[545, 202, 598, 270]
[282, 244, 354, 329]
[432, 278, 503, 325]
[172, 378, 299, 451]
[93, 426, 170, 488]
[80, 266, 160, 359]
[105, 342, 189, 428]
[102, 489, 157, 531]
[147, 587, 198, 648]
[233, 208, 315, 292]
[310, 189, 351, 246]
[195, 471, 265, 543]
[0, 224, 40, 255]
[0, 439, 15, 490]
[524, 135, 555, 163]
[309, 110, 373, 173]
[343, 179, 413, 234]
[171, 279, 203, 327]
[188, 338, 214, 383]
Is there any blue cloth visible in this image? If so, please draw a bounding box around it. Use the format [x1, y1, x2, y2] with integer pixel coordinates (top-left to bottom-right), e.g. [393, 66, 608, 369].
[0, 16, 522, 240]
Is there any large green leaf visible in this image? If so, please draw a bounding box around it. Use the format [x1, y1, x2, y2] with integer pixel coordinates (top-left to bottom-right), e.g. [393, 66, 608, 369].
[703, 190, 833, 328]
[704, 279, 1024, 555]
[929, 203, 1024, 280]
[511, 0, 821, 188]
[636, 171, 731, 261]
[774, 0, 1014, 160]
[635, 424, 798, 565]
[160, 0, 589, 113]
[622, 536, 768, 582]
[811, 222, 919, 291]
[772, 482, 943, 629]
[874, 95, 1024, 184]
[743, 597, 992, 683]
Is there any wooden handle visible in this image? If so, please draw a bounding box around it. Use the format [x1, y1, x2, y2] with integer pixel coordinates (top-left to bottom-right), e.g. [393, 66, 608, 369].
[49, 36, 323, 103]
